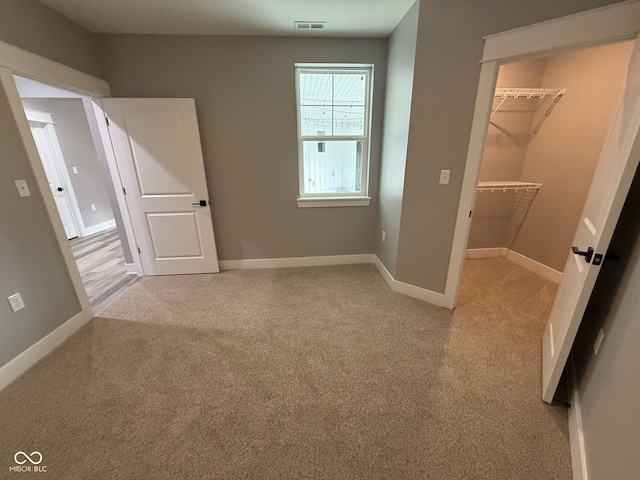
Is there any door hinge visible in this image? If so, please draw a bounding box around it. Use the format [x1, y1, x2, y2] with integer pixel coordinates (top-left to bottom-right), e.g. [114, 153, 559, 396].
[122, 187, 127, 195]
[105, 116, 110, 127]
[137, 247, 141, 254]
[469, 210, 472, 218]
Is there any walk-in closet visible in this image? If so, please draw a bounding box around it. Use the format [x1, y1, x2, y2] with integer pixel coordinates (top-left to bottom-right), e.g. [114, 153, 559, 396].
[467, 40, 635, 283]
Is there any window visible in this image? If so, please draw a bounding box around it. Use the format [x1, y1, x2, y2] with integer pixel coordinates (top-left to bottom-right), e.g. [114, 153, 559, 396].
[295, 65, 373, 207]
[317, 130, 326, 153]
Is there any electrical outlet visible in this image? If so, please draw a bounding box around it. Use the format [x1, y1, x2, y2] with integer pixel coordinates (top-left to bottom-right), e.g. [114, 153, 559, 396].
[72, 167, 79, 174]
[14, 179, 31, 197]
[91, 204, 96, 211]
[7, 293, 25, 313]
[439, 170, 451, 185]
[382, 230, 386, 242]
[593, 329, 604, 354]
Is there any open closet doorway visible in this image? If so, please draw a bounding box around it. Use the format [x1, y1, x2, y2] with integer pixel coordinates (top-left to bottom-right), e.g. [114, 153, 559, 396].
[464, 39, 636, 400]
[467, 40, 634, 279]
[14, 75, 140, 313]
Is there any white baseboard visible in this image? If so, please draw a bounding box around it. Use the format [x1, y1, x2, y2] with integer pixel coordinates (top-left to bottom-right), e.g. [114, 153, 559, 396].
[568, 356, 588, 480]
[82, 218, 116, 237]
[466, 247, 508, 259]
[0, 311, 89, 392]
[125, 262, 139, 275]
[373, 256, 451, 308]
[219, 254, 375, 270]
[218, 254, 453, 308]
[466, 247, 563, 284]
[506, 250, 563, 284]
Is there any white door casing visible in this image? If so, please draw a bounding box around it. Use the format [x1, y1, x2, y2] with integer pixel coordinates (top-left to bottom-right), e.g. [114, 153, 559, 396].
[541, 38, 640, 403]
[29, 122, 79, 239]
[102, 98, 219, 275]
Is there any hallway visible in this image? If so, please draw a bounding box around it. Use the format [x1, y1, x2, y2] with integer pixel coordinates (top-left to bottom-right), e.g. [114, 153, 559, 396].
[70, 227, 140, 313]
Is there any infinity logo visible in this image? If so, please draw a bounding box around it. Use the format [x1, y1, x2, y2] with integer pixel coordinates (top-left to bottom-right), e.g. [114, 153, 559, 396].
[14, 451, 42, 465]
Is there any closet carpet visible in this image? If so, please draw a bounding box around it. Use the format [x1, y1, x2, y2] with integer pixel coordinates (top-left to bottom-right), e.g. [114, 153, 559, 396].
[0, 260, 571, 479]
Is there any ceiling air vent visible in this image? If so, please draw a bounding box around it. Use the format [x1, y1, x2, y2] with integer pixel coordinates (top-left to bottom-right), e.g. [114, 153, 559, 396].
[294, 21, 326, 31]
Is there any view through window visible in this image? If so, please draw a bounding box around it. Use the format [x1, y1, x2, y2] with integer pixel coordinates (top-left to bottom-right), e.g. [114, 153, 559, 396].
[296, 66, 373, 198]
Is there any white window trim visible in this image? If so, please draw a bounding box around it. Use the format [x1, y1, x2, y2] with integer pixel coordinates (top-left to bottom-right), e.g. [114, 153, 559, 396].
[295, 64, 373, 207]
[296, 196, 372, 208]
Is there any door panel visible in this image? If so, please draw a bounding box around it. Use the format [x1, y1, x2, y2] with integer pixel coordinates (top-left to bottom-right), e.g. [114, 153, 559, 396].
[103, 98, 219, 275]
[542, 38, 640, 402]
[147, 212, 203, 258]
[30, 124, 78, 240]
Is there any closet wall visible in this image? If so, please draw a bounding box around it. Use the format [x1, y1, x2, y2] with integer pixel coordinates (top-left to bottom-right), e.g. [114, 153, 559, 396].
[468, 41, 634, 273]
[468, 59, 545, 249]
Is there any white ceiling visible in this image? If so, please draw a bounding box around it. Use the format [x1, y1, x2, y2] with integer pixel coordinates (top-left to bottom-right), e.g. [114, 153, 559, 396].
[39, 0, 416, 37]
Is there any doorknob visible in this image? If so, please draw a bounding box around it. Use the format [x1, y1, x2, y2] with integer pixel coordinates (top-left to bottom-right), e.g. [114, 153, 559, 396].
[57, 187, 64, 192]
[191, 200, 208, 207]
[572, 246, 594, 263]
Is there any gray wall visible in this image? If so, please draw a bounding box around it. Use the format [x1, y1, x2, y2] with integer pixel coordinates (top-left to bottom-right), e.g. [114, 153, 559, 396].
[97, 35, 387, 261]
[0, 0, 103, 78]
[572, 163, 640, 480]
[391, 0, 625, 293]
[512, 42, 633, 271]
[375, 1, 420, 276]
[0, 0, 102, 367]
[21, 98, 115, 229]
[0, 93, 81, 367]
[468, 59, 545, 249]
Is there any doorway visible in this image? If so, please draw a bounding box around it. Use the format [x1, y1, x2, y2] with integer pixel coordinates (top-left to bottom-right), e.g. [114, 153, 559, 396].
[466, 41, 634, 282]
[15, 75, 140, 313]
[27, 113, 81, 240]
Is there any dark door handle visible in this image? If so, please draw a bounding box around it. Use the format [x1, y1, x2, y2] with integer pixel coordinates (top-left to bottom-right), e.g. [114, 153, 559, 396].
[57, 187, 64, 192]
[572, 246, 594, 263]
[191, 200, 207, 207]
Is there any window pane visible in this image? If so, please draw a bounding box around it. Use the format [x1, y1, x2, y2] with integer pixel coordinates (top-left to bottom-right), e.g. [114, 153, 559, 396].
[333, 106, 365, 136]
[299, 71, 367, 136]
[333, 73, 366, 106]
[299, 73, 332, 106]
[302, 140, 363, 194]
[299, 106, 332, 136]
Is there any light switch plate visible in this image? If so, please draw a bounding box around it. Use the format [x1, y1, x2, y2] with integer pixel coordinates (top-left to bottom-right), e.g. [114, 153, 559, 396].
[439, 170, 451, 185]
[15, 179, 31, 197]
[72, 167, 79, 174]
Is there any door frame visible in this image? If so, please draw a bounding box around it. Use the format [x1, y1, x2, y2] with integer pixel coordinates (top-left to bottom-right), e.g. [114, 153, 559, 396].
[0, 40, 142, 320]
[445, 1, 640, 308]
[25, 109, 85, 238]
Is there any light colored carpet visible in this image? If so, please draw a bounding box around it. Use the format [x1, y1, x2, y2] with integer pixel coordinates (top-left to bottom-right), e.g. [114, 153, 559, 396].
[0, 260, 570, 479]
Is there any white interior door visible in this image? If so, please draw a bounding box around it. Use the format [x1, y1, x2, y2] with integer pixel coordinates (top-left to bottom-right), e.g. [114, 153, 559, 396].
[102, 98, 219, 275]
[30, 123, 78, 240]
[542, 38, 640, 403]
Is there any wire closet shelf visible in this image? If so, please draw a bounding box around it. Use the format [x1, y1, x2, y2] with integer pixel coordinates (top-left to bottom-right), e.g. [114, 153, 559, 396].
[477, 181, 542, 192]
[491, 87, 566, 118]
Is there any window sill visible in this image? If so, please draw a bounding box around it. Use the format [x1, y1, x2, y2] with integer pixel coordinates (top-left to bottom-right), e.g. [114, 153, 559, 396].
[297, 196, 372, 208]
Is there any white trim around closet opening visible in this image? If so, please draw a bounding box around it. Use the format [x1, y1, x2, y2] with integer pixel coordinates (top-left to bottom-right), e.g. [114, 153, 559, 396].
[444, 0, 640, 309]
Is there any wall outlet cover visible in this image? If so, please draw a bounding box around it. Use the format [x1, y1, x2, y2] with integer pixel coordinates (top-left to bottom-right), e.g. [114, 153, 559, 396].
[7, 293, 25, 313]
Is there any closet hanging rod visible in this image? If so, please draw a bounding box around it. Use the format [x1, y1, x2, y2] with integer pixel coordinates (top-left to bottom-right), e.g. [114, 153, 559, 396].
[477, 181, 542, 192]
[494, 88, 566, 99]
